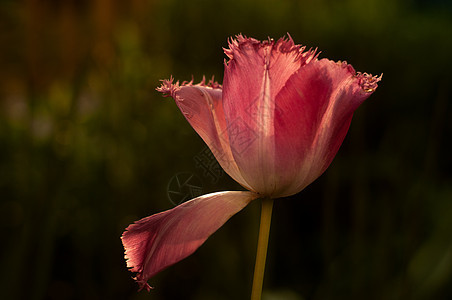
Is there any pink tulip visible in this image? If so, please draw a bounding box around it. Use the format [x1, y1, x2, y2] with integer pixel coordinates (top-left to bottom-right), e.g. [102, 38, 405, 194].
[121, 34, 381, 291]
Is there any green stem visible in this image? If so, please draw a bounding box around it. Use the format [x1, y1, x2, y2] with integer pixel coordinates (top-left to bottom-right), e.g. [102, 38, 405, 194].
[251, 197, 274, 300]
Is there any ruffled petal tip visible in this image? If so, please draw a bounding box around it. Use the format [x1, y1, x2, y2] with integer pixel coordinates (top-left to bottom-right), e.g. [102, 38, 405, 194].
[156, 76, 222, 99]
[134, 276, 153, 292]
[356, 72, 383, 93]
[333, 60, 382, 92]
[223, 33, 319, 66]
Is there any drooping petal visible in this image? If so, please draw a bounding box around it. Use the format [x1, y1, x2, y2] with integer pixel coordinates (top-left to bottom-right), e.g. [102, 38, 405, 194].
[121, 191, 259, 291]
[222, 35, 317, 196]
[272, 59, 381, 197]
[157, 78, 252, 191]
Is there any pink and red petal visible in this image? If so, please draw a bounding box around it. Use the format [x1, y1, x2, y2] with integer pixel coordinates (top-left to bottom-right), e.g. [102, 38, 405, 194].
[157, 78, 252, 191]
[222, 35, 317, 196]
[273, 59, 381, 197]
[121, 191, 259, 291]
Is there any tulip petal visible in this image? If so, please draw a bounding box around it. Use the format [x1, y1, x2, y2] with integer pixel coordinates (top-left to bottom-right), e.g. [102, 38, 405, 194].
[222, 35, 318, 195]
[121, 191, 259, 291]
[273, 59, 381, 196]
[157, 78, 252, 191]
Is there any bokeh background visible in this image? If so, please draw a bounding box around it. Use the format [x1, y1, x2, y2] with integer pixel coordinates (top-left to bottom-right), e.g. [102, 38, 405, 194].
[1, 0, 451, 299]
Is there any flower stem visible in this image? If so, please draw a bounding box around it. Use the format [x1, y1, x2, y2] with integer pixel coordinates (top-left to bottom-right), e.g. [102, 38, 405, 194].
[251, 197, 274, 300]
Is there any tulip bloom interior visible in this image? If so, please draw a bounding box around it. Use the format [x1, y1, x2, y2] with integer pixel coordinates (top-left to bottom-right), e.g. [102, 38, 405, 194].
[121, 34, 381, 292]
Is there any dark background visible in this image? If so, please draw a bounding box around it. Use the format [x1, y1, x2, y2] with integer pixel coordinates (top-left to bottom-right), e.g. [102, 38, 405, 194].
[1, 0, 451, 299]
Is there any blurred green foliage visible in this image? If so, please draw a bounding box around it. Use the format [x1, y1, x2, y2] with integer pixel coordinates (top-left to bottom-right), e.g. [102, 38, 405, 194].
[0, 0, 451, 299]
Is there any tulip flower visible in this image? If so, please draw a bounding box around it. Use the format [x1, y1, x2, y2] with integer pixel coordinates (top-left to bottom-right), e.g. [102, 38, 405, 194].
[121, 34, 381, 296]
